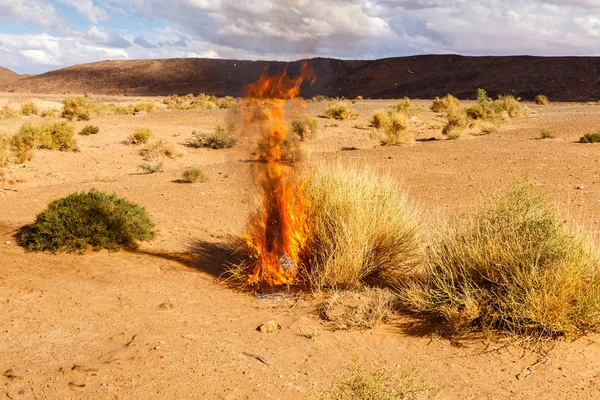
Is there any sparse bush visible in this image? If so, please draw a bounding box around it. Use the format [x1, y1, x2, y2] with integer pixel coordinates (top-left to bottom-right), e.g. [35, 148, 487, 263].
[20, 101, 39, 116]
[290, 116, 318, 140]
[137, 161, 164, 174]
[181, 167, 208, 183]
[77, 113, 90, 121]
[133, 102, 156, 113]
[317, 359, 434, 400]
[379, 112, 413, 145]
[10, 124, 37, 163]
[400, 182, 600, 338]
[431, 94, 461, 113]
[579, 132, 600, 143]
[126, 128, 152, 145]
[310, 95, 331, 102]
[62, 97, 89, 118]
[442, 107, 470, 136]
[0, 133, 10, 167]
[41, 108, 59, 118]
[0, 105, 19, 119]
[444, 127, 464, 140]
[216, 96, 236, 109]
[36, 122, 77, 151]
[496, 94, 530, 118]
[187, 125, 236, 149]
[140, 140, 181, 160]
[390, 97, 419, 117]
[540, 128, 556, 139]
[300, 163, 421, 290]
[79, 125, 99, 136]
[370, 111, 388, 129]
[20, 189, 155, 253]
[324, 103, 353, 120]
[479, 121, 499, 134]
[535, 95, 550, 105]
[163, 93, 217, 110]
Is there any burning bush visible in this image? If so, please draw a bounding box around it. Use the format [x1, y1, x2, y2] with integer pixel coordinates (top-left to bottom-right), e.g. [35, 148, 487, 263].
[300, 163, 422, 290]
[20, 189, 155, 253]
[399, 182, 600, 337]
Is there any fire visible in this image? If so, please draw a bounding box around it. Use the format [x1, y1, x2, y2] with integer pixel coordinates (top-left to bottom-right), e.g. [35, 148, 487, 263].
[243, 62, 315, 287]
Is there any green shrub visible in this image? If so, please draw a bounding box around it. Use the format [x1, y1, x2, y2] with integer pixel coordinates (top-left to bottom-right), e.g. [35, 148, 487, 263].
[579, 132, 600, 143]
[187, 125, 236, 149]
[400, 182, 600, 338]
[77, 113, 90, 121]
[540, 128, 556, 139]
[20, 189, 155, 253]
[535, 94, 550, 105]
[181, 167, 208, 183]
[137, 161, 164, 174]
[300, 163, 422, 290]
[126, 128, 152, 145]
[20, 101, 39, 116]
[431, 94, 461, 113]
[324, 103, 353, 120]
[290, 116, 318, 140]
[79, 125, 99, 136]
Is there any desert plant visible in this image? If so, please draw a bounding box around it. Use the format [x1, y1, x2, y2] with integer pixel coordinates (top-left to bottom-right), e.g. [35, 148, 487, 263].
[496, 94, 530, 118]
[139, 140, 181, 160]
[79, 125, 99, 136]
[370, 111, 388, 129]
[10, 124, 38, 163]
[41, 108, 59, 118]
[0, 105, 19, 119]
[0, 133, 10, 167]
[187, 125, 236, 149]
[299, 163, 422, 290]
[290, 116, 318, 140]
[400, 182, 600, 338]
[540, 128, 556, 139]
[126, 128, 153, 145]
[535, 95, 550, 105]
[216, 96, 236, 109]
[379, 112, 413, 145]
[431, 94, 461, 113]
[324, 103, 353, 120]
[579, 132, 600, 143]
[137, 161, 164, 174]
[444, 127, 464, 140]
[77, 113, 90, 121]
[20, 101, 39, 116]
[479, 121, 499, 134]
[390, 97, 419, 117]
[317, 359, 434, 400]
[442, 107, 470, 135]
[62, 97, 89, 118]
[181, 167, 208, 183]
[36, 122, 77, 151]
[20, 189, 155, 253]
[133, 102, 156, 113]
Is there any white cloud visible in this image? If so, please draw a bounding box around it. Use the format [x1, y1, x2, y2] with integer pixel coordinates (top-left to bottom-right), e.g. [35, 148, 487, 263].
[57, 0, 108, 23]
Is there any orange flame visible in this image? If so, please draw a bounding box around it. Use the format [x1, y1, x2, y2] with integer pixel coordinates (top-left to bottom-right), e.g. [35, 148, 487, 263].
[243, 63, 315, 287]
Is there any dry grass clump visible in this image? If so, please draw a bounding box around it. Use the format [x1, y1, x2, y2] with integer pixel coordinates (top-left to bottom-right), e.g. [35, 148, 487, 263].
[535, 94, 550, 105]
[442, 107, 470, 137]
[290, 116, 318, 140]
[62, 97, 89, 118]
[540, 128, 556, 139]
[479, 121, 500, 134]
[140, 140, 181, 160]
[163, 93, 219, 110]
[300, 163, 422, 290]
[400, 182, 600, 338]
[0, 105, 19, 119]
[187, 125, 237, 149]
[181, 167, 208, 183]
[389, 97, 420, 117]
[318, 288, 397, 330]
[579, 132, 600, 143]
[324, 103, 354, 120]
[0, 133, 10, 167]
[496, 94, 530, 118]
[371, 111, 414, 145]
[20, 101, 39, 116]
[20, 189, 155, 253]
[317, 359, 434, 400]
[431, 94, 461, 113]
[9, 124, 37, 163]
[137, 161, 164, 174]
[79, 125, 99, 136]
[41, 108, 60, 118]
[9, 122, 77, 162]
[126, 128, 152, 145]
[444, 127, 464, 140]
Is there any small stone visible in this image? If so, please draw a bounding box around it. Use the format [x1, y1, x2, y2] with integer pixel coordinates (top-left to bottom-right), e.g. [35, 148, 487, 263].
[159, 302, 174, 311]
[576, 185, 584, 190]
[4, 240, 10, 245]
[257, 319, 281, 333]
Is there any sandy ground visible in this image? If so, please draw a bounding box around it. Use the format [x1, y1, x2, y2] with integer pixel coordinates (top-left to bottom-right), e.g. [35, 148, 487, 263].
[2, 94, 600, 399]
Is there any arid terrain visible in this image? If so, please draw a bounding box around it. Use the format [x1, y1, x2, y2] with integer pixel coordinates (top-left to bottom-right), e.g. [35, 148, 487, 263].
[1, 55, 600, 100]
[2, 92, 600, 399]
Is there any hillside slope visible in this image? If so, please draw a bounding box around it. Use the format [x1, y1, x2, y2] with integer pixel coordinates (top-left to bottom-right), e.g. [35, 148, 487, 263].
[0, 67, 21, 85]
[2, 55, 599, 101]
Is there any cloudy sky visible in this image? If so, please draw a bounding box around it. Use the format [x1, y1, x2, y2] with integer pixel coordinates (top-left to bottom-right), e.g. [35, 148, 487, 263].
[0, 0, 599, 74]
